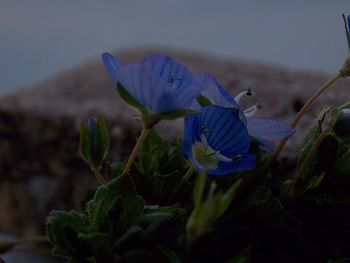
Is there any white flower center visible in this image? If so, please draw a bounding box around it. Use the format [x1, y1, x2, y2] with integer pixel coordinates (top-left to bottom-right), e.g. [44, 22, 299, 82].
[191, 134, 232, 171]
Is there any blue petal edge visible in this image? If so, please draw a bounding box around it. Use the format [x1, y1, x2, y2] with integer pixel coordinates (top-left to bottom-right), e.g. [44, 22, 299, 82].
[101, 52, 124, 81]
[247, 118, 294, 141]
[208, 153, 256, 176]
[114, 64, 179, 113]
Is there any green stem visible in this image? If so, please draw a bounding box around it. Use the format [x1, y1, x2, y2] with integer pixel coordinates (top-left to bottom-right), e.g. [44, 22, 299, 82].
[123, 128, 150, 175]
[279, 128, 331, 201]
[186, 168, 207, 245]
[169, 165, 195, 201]
[93, 168, 108, 185]
[268, 71, 343, 167]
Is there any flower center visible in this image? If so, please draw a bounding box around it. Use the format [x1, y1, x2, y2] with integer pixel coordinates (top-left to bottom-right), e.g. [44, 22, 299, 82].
[191, 134, 231, 171]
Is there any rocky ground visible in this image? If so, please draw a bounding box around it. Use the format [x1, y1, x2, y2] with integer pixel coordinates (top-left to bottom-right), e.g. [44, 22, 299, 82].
[0, 47, 349, 236]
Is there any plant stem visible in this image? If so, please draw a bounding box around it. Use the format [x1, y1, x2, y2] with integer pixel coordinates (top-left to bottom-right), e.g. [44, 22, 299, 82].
[279, 128, 331, 201]
[123, 128, 150, 175]
[268, 72, 342, 167]
[93, 168, 107, 185]
[169, 166, 195, 201]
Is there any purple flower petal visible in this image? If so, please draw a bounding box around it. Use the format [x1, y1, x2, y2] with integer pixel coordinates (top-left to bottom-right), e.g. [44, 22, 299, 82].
[209, 154, 256, 176]
[141, 54, 192, 91]
[247, 118, 294, 142]
[102, 53, 204, 114]
[182, 113, 201, 159]
[182, 105, 256, 176]
[101, 52, 124, 81]
[115, 64, 178, 113]
[191, 73, 241, 110]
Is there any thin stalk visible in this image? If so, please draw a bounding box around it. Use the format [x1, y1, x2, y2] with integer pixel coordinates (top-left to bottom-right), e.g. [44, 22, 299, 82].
[268, 72, 342, 167]
[169, 166, 195, 201]
[93, 168, 108, 185]
[279, 128, 331, 201]
[123, 128, 150, 174]
[186, 168, 207, 246]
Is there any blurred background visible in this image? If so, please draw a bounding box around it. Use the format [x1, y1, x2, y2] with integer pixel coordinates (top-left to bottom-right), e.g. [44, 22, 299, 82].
[1, 0, 349, 95]
[0, 1, 350, 261]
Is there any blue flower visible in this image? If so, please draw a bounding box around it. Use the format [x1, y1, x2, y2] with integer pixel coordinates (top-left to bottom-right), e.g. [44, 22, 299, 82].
[102, 52, 204, 115]
[182, 105, 256, 176]
[191, 74, 294, 151]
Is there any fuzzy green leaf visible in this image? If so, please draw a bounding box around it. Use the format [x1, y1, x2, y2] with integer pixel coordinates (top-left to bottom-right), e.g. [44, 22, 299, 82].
[297, 107, 331, 169]
[79, 122, 93, 166]
[193, 170, 207, 209]
[87, 174, 144, 230]
[93, 115, 110, 167]
[134, 130, 188, 203]
[79, 115, 110, 171]
[47, 210, 90, 260]
[79, 232, 115, 262]
[187, 179, 241, 243]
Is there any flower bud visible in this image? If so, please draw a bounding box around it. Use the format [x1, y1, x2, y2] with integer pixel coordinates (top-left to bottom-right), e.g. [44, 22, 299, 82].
[334, 108, 350, 136]
[87, 115, 97, 133]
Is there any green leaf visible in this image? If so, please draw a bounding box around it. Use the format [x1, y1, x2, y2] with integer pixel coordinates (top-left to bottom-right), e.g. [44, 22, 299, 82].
[117, 83, 146, 112]
[46, 210, 90, 259]
[115, 225, 143, 250]
[79, 122, 93, 166]
[79, 232, 115, 262]
[137, 130, 167, 174]
[297, 107, 331, 169]
[93, 115, 110, 167]
[187, 179, 241, 243]
[87, 174, 144, 230]
[292, 105, 350, 197]
[196, 95, 212, 107]
[134, 212, 171, 237]
[193, 170, 207, 208]
[134, 130, 188, 203]
[217, 179, 242, 216]
[226, 247, 251, 263]
[244, 187, 301, 230]
[79, 115, 110, 171]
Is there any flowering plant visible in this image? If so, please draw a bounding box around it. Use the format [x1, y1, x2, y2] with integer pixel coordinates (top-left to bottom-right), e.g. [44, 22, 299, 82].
[2, 15, 350, 263]
[42, 42, 350, 261]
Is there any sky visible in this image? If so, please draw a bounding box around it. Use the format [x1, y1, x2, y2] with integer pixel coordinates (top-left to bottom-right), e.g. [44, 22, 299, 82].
[0, 0, 349, 95]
